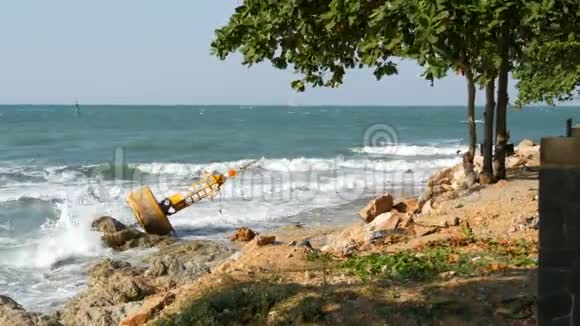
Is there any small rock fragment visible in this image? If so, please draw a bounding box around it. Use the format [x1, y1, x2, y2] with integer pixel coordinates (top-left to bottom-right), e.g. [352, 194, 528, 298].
[256, 235, 276, 246]
[369, 230, 387, 243]
[230, 227, 257, 242]
[439, 271, 456, 280]
[298, 240, 313, 250]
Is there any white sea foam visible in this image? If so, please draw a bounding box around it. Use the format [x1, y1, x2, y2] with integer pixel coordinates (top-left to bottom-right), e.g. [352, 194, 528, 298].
[0, 154, 460, 311]
[351, 144, 466, 157]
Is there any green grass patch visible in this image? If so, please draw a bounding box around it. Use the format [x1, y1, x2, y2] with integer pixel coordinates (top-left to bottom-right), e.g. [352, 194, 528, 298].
[305, 250, 334, 263]
[341, 237, 537, 281]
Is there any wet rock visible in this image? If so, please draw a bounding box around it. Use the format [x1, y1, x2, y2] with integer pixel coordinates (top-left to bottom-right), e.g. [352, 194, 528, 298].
[230, 227, 257, 242]
[0, 295, 62, 326]
[358, 193, 394, 223]
[92, 216, 175, 251]
[59, 240, 231, 326]
[393, 198, 418, 214]
[91, 216, 127, 233]
[58, 259, 151, 326]
[256, 235, 276, 246]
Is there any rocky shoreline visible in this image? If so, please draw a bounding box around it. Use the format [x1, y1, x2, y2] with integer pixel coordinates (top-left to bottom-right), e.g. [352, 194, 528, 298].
[0, 140, 541, 325]
[1, 217, 235, 326]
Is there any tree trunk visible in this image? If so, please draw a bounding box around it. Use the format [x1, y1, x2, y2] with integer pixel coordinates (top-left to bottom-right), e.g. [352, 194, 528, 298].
[481, 79, 496, 184]
[494, 26, 510, 180]
[462, 68, 477, 187]
[465, 69, 477, 156]
[494, 68, 509, 180]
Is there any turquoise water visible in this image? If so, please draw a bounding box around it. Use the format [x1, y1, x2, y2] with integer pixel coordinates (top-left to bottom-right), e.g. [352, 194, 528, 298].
[2, 105, 577, 164]
[0, 104, 578, 311]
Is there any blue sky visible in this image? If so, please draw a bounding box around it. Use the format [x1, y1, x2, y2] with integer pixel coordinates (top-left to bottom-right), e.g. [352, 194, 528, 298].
[0, 0, 563, 106]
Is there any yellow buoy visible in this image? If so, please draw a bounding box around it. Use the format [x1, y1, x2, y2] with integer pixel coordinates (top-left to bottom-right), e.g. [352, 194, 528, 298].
[127, 186, 175, 235]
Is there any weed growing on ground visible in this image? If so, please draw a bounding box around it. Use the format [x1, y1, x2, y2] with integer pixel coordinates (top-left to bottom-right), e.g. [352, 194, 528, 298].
[341, 236, 537, 281]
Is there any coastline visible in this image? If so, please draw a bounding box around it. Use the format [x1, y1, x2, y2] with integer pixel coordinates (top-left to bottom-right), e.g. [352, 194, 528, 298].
[0, 140, 540, 326]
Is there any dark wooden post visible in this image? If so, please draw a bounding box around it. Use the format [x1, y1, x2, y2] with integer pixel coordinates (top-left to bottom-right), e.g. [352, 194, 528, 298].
[566, 119, 572, 137]
[538, 137, 580, 325]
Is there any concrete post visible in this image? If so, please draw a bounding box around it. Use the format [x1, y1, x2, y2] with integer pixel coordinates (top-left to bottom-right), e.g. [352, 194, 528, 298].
[538, 137, 580, 325]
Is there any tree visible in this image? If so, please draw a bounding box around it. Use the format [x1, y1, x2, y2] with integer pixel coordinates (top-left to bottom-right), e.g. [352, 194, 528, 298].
[515, 0, 580, 106]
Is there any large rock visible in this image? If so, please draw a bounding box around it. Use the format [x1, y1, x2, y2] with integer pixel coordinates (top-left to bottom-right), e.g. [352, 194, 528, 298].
[0, 295, 61, 326]
[393, 198, 418, 214]
[59, 240, 232, 326]
[367, 212, 401, 231]
[91, 216, 127, 233]
[91, 216, 175, 251]
[358, 194, 394, 223]
[514, 139, 540, 167]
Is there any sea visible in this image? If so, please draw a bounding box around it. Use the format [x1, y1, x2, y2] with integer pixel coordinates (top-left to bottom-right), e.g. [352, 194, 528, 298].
[0, 104, 578, 312]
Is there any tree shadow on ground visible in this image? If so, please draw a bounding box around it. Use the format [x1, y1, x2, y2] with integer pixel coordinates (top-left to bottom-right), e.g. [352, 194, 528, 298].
[155, 268, 536, 326]
[507, 167, 539, 181]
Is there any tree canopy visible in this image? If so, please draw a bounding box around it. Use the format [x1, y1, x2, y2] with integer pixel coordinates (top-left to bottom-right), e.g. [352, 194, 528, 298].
[212, 0, 578, 103]
[514, 0, 580, 106]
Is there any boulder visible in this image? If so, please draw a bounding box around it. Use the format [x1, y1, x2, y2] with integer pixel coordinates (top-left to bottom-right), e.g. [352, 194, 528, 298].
[0, 295, 61, 326]
[393, 198, 418, 214]
[256, 235, 276, 246]
[91, 216, 175, 251]
[91, 216, 127, 233]
[230, 227, 257, 242]
[358, 194, 394, 223]
[369, 212, 401, 231]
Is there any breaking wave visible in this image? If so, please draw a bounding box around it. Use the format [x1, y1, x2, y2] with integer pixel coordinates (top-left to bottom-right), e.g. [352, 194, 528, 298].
[351, 144, 466, 157]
